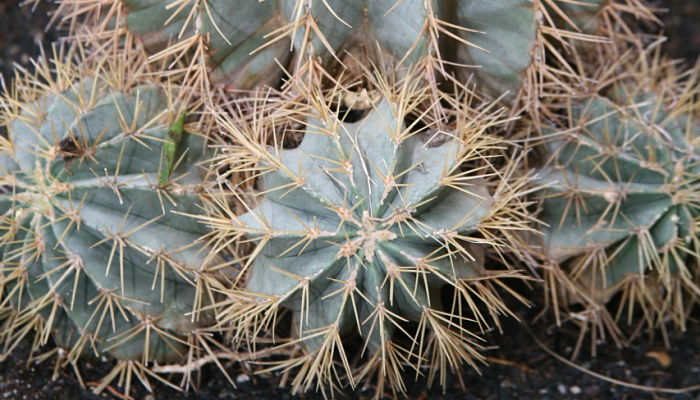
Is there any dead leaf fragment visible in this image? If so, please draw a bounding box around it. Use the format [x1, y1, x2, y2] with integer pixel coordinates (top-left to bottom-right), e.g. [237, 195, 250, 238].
[645, 350, 672, 368]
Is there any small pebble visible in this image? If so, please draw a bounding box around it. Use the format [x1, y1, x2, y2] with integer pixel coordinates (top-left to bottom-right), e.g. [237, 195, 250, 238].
[235, 374, 251, 384]
[500, 378, 514, 388]
[570, 385, 581, 395]
[557, 384, 567, 394]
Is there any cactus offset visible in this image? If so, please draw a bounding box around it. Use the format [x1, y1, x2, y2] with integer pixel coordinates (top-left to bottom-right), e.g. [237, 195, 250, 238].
[534, 43, 700, 351]
[205, 71, 534, 397]
[0, 45, 225, 394]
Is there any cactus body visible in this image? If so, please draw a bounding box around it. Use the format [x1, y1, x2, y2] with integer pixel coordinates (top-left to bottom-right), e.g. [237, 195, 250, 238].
[123, 0, 434, 89]
[209, 74, 533, 396]
[538, 93, 699, 282]
[0, 72, 212, 364]
[123, 0, 290, 89]
[117, 0, 610, 96]
[454, 0, 536, 98]
[240, 98, 491, 349]
[535, 51, 700, 338]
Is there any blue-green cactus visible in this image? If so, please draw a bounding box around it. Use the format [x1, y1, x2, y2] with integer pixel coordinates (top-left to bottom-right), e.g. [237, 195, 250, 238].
[208, 78, 533, 396]
[0, 48, 220, 392]
[534, 50, 700, 344]
[86, 0, 632, 98]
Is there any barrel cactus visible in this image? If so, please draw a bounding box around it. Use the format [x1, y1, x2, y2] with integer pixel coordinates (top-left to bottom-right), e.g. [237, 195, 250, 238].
[49, 0, 656, 101]
[207, 72, 533, 396]
[0, 46, 221, 393]
[122, 0, 453, 90]
[534, 45, 700, 350]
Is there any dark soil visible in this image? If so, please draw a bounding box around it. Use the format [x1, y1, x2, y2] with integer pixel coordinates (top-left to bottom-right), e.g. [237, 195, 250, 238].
[1, 306, 700, 400]
[0, 0, 58, 86]
[660, 0, 700, 62]
[1, 1, 699, 400]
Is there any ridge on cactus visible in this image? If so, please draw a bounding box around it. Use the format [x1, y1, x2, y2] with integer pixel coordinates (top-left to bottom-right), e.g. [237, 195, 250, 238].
[202, 70, 536, 397]
[533, 42, 700, 355]
[39, 0, 655, 105]
[0, 43, 228, 395]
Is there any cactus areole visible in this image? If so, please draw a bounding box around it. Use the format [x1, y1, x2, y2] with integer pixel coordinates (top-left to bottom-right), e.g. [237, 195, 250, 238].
[0, 80, 211, 362]
[238, 97, 493, 352]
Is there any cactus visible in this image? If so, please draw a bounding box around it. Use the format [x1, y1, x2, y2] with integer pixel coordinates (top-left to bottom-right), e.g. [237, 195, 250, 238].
[534, 43, 700, 350]
[452, 0, 622, 101]
[48, 0, 657, 101]
[118, 0, 443, 90]
[0, 45, 223, 394]
[206, 71, 534, 397]
[453, 0, 539, 99]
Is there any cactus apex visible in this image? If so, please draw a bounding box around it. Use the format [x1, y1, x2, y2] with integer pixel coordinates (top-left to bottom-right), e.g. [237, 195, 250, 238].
[0, 40, 235, 396]
[201, 67, 537, 397]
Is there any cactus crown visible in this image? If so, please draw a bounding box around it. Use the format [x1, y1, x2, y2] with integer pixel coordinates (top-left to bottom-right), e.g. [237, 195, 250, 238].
[206, 71, 534, 396]
[535, 43, 700, 347]
[0, 44, 224, 393]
